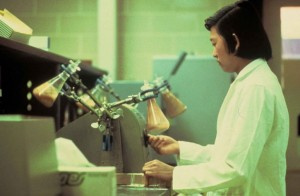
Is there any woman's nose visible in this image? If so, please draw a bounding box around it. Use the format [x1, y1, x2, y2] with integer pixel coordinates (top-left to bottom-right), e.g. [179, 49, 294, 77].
[212, 49, 217, 58]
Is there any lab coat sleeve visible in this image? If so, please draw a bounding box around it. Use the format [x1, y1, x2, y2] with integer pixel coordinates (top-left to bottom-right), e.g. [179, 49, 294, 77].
[176, 141, 214, 165]
[173, 85, 274, 194]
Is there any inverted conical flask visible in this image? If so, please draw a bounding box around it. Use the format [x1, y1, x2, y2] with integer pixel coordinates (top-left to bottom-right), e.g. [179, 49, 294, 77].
[76, 93, 95, 112]
[76, 84, 108, 112]
[33, 60, 80, 107]
[33, 71, 70, 107]
[161, 89, 187, 118]
[146, 98, 170, 134]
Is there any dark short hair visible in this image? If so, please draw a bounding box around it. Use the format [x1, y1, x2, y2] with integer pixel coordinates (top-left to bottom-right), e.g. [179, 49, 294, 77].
[204, 0, 272, 60]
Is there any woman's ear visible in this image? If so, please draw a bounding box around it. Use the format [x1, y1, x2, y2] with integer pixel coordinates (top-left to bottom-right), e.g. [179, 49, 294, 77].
[232, 33, 240, 54]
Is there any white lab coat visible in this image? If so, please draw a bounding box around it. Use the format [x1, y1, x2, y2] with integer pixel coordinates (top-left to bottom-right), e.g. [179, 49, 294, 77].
[172, 59, 289, 196]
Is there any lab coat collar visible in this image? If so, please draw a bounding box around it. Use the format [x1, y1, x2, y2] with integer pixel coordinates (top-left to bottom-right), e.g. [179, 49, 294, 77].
[234, 58, 266, 82]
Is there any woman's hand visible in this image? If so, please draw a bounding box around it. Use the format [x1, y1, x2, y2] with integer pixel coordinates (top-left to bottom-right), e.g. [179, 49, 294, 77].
[142, 159, 174, 181]
[147, 135, 180, 155]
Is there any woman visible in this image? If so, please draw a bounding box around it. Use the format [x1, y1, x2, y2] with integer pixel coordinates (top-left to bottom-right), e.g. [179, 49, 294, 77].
[142, 1, 289, 195]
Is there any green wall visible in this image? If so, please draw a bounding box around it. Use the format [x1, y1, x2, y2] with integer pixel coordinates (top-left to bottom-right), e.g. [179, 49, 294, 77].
[0, 0, 236, 80]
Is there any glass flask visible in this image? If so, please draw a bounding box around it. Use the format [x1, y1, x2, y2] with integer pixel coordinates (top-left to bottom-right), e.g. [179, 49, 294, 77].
[161, 89, 187, 118]
[76, 83, 108, 112]
[146, 98, 170, 134]
[142, 81, 170, 134]
[33, 60, 80, 107]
